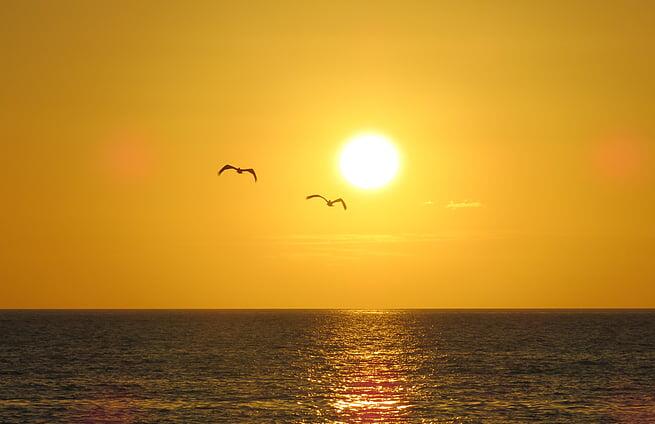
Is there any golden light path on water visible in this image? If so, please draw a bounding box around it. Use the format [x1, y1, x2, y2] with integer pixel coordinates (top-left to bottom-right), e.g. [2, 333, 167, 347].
[305, 310, 419, 422]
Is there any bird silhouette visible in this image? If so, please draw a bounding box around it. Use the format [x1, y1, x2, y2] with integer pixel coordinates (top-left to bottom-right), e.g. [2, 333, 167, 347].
[306, 194, 347, 210]
[218, 164, 257, 182]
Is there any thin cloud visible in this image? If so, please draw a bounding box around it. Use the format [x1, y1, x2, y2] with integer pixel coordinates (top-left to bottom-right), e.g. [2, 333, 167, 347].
[280, 233, 452, 245]
[259, 234, 453, 260]
[446, 200, 483, 209]
[262, 234, 417, 260]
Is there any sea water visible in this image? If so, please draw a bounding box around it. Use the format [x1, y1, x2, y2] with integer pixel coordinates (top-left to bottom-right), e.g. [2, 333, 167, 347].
[0, 310, 653, 422]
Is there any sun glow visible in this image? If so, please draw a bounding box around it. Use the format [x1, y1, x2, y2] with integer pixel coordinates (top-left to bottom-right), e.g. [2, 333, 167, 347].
[339, 133, 400, 189]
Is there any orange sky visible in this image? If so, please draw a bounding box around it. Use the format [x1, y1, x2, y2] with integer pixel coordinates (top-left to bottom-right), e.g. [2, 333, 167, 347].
[1, 1, 654, 308]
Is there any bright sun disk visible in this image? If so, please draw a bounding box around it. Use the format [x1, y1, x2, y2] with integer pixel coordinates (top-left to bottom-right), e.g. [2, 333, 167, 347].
[339, 133, 399, 189]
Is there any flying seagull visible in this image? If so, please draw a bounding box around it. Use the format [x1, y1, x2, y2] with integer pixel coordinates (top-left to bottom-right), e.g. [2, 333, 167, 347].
[218, 164, 257, 182]
[306, 194, 347, 210]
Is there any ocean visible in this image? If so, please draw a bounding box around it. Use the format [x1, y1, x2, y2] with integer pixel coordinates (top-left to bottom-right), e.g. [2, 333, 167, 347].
[0, 310, 653, 423]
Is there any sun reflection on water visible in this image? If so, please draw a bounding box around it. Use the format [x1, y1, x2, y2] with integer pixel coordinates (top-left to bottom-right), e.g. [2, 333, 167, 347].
[314, 311, 418, 422]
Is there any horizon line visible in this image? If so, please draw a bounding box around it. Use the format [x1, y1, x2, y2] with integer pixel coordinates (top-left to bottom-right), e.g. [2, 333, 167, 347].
[1, 307, 654, 311]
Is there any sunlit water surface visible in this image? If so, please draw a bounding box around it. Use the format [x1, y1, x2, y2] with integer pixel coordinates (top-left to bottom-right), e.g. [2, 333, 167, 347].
[1, 310, 654, 422]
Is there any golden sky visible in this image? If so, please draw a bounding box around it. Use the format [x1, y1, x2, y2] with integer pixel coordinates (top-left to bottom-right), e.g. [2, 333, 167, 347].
[1, 1, 654, 308]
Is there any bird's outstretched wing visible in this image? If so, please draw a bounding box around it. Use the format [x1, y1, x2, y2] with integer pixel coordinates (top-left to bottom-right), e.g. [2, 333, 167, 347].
[306, 194, 328, 203]
[332, 198, 347, 210]
[243, 168, 257, 182]
[218, 164, 237, 175]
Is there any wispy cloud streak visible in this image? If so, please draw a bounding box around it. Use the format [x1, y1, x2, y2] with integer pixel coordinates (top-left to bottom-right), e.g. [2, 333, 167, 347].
[446, 200, 483, 209]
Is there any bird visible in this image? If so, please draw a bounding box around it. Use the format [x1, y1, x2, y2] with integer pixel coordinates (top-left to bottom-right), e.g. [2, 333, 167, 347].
[218, 164, 257, 182]
[306, 194, 347, 210]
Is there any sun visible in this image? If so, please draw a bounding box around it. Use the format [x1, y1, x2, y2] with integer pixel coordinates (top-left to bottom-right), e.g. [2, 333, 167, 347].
[339, 133, 400, 189]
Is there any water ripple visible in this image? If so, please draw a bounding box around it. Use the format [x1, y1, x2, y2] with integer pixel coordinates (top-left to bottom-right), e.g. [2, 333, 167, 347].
[0, 310, 654, 422]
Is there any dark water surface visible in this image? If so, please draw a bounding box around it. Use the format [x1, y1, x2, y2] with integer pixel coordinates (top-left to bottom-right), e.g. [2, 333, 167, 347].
[0, 310, 654, 423]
